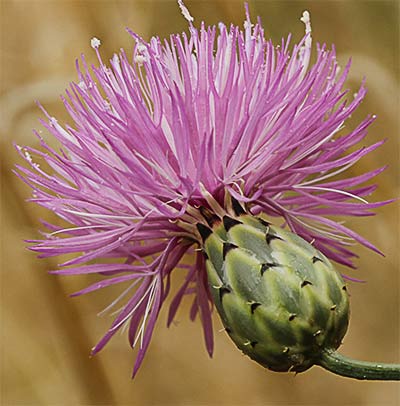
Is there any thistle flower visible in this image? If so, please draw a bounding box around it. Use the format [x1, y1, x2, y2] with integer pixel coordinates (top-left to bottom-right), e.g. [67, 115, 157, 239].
[16, 2, 398, 380]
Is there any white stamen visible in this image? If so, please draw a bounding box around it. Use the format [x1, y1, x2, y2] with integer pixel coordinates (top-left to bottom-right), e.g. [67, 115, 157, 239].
[63, 209, 140, 221]
[134, 54, 147, 66]
[293, 217, 355, 243]
[103, 66, 112, 76]
[98, 279, 141, 317]
[296, 160, 357, 187]
[177, 0, 194, 22]
[244, 20, 254, 30]
[49, 224, 108, 236]
[300, 11, 312, 48]
[295, 185, 369, 204]
[134, 278, 158, 349]
[24, 150, 32, 163]
[134, 43, 149, 66]
[91, 37, 101, 49]
[282, 122, 344, 169]
[78, 81, 87, 90]
[49, 116, 80, 146]
[300, 11, 311, 31]
[137, 44, 147, 54]
[111, 278, 154, 333]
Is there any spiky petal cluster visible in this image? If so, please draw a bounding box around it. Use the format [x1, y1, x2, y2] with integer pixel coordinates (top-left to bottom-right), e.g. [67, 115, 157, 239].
[16, 4, 389, 376]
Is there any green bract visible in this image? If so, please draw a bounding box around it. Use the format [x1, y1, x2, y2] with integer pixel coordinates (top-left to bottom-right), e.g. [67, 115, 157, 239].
[198, 212, 350, 373]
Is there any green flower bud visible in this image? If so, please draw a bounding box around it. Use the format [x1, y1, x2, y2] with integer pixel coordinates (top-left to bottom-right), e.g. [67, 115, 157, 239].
[201, 213, 349, 373]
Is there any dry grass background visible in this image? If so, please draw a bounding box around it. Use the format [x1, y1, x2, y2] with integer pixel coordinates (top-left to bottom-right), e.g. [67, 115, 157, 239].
[1, 0, 399, 405]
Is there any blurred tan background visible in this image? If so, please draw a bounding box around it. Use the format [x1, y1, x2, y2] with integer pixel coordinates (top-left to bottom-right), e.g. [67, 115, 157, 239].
[1, 0, 399, 405]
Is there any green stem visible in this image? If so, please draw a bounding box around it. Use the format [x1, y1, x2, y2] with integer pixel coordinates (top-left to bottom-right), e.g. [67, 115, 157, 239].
[318, 349, 400, 381]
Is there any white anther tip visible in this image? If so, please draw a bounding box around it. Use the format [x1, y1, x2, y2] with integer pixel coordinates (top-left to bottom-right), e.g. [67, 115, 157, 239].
[300, 10, 311, 27]
[177, 0, 194, 22]
[91, 37, 101, 49]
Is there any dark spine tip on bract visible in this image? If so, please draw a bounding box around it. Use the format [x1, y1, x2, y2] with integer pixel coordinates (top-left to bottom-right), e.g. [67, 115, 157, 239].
[223, 242, 238, 259]
[219, 285, 232, 301]
[258, 218, 271, 227]
[223, 215, 242, 232]
[196, 223, 212, 242]
[260, 264, 268, 275]
[312, 256, 323, 264]
[250, 302, 261, 314]
[199, 206, 220, 227]
[231, 196, 246, 216]
[266, 233, 284, 245]
[301, 280, 313, 288]
[260, 262, 279, 275]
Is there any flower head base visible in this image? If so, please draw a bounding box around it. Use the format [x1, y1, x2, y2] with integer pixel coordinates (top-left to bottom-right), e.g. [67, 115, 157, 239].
[16, 2, 390, 377]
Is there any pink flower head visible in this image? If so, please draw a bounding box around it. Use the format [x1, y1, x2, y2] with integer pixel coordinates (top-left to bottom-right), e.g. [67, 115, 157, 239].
[16, 2, 390, 377]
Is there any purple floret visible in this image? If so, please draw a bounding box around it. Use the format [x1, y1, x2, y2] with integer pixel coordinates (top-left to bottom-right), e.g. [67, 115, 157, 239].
[15, 3, 390, 376]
